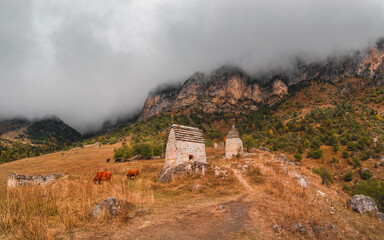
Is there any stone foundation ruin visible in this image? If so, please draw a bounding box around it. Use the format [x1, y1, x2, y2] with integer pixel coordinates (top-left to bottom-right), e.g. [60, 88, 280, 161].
[7, 172, 64, 187]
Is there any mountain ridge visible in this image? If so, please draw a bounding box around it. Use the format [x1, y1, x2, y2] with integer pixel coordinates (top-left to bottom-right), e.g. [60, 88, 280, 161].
[139, 38, 384, 121]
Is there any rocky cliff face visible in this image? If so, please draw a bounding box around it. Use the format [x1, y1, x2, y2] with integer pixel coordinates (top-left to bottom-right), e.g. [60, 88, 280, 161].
[139, 39, 384, 121]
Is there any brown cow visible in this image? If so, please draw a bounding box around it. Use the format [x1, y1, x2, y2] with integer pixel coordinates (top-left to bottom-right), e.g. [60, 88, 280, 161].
[127, 169, 139, 180]
[93, 171, 112, 184]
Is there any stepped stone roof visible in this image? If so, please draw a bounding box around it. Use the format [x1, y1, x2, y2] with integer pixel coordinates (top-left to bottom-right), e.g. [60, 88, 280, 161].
[226, 125, 240, 139]
[171, 124, 205, 144]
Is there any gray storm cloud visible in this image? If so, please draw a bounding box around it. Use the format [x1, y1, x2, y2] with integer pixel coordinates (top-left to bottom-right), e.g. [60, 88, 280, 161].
[1, 0, 384, 133]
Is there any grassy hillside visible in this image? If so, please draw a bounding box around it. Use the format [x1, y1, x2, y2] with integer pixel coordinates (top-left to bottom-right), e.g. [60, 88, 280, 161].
[0, 118, 82, 164]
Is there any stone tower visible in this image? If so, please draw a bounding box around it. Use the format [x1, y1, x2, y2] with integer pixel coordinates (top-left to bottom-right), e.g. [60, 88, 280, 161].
[165, 124, 206, 165]
[225, 125, 243, 158]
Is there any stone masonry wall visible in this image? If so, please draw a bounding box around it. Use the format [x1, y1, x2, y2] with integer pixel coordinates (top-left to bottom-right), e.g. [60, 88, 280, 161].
[165, 129, 177, 165]
[226, 138, 243, 158]
[175, 141, 206, 164]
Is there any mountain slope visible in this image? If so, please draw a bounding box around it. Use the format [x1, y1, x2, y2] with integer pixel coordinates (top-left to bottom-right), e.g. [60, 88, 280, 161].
[0, 117, 81, 163]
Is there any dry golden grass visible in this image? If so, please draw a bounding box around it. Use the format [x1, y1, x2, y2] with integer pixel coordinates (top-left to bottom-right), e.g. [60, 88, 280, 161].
[0, 144, 246, 239]
[1, 144, 384, 239]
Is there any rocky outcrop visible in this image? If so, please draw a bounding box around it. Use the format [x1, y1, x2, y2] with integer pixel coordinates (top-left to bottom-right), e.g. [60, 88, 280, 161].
[139, 39, 384, 120]
[348, 195, 378, 214]
[7, 172, 64, 187]
[139, 66, 287, 120]
[158, 161, 209, 183]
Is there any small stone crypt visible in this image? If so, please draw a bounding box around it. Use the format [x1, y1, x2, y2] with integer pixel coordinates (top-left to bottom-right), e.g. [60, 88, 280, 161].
[159, 124, 208, 182]
[225, 125, 243, 158]
[165, 124, 207, 165]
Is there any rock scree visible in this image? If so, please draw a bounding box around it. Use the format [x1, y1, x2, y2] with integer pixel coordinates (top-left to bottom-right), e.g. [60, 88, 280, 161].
[7, 172, 64, 187]
[348, 195, 378, 214]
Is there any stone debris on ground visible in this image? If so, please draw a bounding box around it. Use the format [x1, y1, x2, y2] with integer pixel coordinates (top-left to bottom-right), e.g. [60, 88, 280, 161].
[241, 164, 249, 172]
[7, 172, 64, 187]
[293, 223, 306, 234]
[272, 224, 280, 233]
[348, 195, 378, 214]
[310, 224, 326, 235]
[317, 190, 326, 197]
[158, 161, 209, 183]
[89, 197, 130, 219]
[293, 174, 310, 188]
[214, 165, 228, 177]
[278, 154, 289, 162]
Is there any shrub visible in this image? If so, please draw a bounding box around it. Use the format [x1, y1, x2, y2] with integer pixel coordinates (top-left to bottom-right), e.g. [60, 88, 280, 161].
[343, 183, 352, 193]
[360, 169, 372, 180]
[333, 144, 339, 153]
[294, 153, 302, 161]
[360, 151, 369, 161]
[311, 138, 322, 149]
[340, 138, 348, 146]
[313, 166, 333, 187]
[313, 149, 323, 159]
[353, 180, 384, 211]
[342, 150, 349, 159]
[351, 157, 362, 169]
[344, 170, 353, 182]
[347, 142, 357, 151]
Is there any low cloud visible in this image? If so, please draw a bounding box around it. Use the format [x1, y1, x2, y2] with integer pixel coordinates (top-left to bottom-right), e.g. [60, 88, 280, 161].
[1, 0, 384, 133]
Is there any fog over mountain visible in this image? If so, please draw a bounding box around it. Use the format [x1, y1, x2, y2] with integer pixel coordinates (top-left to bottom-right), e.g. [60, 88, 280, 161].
[1, 0, 384, 133]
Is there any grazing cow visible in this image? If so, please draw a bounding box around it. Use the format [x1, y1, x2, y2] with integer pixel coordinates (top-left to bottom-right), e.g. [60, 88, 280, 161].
[93, 171, 112, 184]
[106, 158, 110, 163]
[127, 169, 139, 180]
[115, 158, 121, 163]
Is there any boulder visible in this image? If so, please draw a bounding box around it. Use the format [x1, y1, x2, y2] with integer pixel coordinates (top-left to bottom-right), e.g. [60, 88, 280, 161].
[89, 197, 130, 219]
[7, 172, 64, 187]
[348, 195, 378, 214]
[158, 161, 209, 183]
[294, 174, 310, 188]
[375, 212, 384, 222]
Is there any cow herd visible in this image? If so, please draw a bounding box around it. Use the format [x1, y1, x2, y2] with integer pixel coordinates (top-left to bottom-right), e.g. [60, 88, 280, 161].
[93, 169, 140, 184]
[93, 158, 140, 184]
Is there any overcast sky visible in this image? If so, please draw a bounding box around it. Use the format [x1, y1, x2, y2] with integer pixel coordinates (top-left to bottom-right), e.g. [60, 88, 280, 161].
[1, 0, 384, 133]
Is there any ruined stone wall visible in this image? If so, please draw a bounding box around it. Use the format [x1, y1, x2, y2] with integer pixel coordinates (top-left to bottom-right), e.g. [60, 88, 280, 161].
[165, 129, 177, 165]
[175, 141, 206, 164]
[225, 138, 243, 158]
[7, 172, 64, 187]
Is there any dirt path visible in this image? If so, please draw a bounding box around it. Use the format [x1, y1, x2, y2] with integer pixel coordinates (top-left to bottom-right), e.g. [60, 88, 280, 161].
[80, 168, 258, 239]
[231, 168, 254, 193]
